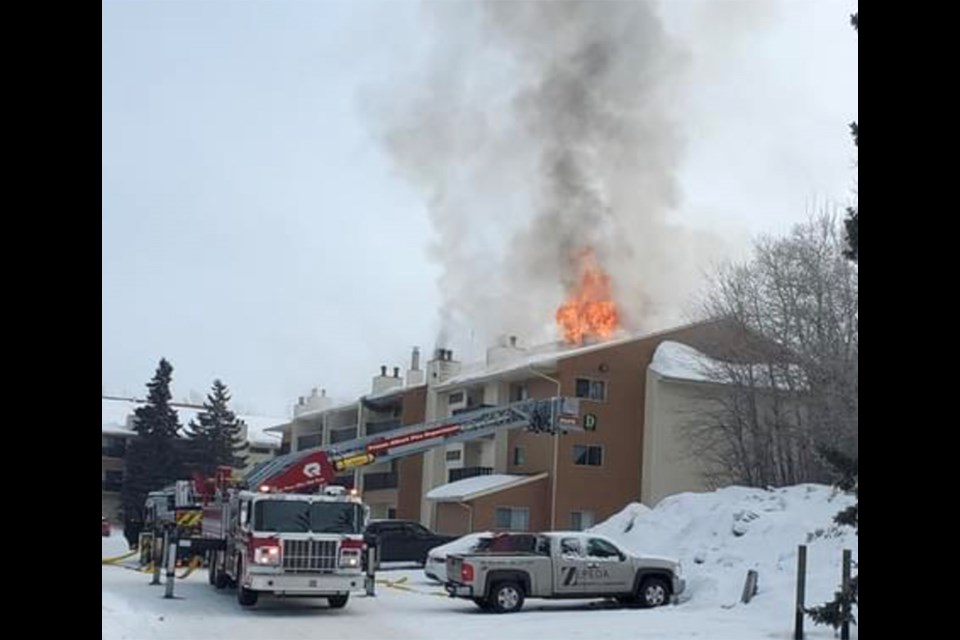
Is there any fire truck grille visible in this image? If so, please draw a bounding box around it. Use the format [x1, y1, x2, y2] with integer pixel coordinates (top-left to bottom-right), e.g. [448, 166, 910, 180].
[282, 539, 338, 573]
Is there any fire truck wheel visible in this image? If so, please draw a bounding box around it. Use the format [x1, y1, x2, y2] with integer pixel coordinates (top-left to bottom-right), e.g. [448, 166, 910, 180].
[209, 551, 230, 589]
[235, 559, 259, 607]
[207, 552, 217, 586]
[327, 594, 349, 609]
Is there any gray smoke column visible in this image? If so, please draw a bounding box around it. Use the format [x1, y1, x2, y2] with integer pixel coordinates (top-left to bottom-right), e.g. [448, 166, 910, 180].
[374, 0, 719, 346]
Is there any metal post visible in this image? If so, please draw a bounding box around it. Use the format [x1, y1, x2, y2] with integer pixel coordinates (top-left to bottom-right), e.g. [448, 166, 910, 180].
[150, 532, 163, 585]
[364, 546, 377, 597]
[740, 569, 758, 604]
[794, 545, 806, 640]
[164, 532, 177, 599]
[841, 549, 852, 640]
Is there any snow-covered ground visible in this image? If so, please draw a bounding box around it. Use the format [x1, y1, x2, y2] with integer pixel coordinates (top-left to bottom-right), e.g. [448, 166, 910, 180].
[102, 485, 857, 639]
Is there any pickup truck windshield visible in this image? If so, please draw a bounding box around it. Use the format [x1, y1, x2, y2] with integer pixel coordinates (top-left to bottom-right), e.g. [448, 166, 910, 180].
[253, 500, 363, 534]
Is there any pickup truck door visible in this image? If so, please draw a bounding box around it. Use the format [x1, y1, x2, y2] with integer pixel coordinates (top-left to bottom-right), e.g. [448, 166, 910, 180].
[584, 538, 635, 595]
[553, 536, 591, 595]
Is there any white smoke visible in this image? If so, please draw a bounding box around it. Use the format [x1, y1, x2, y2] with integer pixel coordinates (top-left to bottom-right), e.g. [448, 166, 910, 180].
[372, 0, 726, 349]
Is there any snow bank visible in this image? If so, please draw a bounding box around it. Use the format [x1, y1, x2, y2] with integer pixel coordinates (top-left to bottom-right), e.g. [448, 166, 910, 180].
[591, 484, 858, 616]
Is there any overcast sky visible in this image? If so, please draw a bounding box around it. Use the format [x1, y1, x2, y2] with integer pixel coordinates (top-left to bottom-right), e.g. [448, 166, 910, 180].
[102, 0, 858, 417]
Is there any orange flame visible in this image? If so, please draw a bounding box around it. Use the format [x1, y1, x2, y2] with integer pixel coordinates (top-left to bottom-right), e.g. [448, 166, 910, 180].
[555, 248, 621, 344]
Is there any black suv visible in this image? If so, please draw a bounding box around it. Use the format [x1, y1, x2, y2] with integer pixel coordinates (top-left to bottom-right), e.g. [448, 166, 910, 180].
[365, 520, 456, 565]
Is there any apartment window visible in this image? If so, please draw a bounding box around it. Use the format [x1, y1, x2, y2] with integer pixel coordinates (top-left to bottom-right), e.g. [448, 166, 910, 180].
[448, 391, 465, 405]
[575, 378, 607, 401]
[494, 507, 530, 531]
[570, 510, 595, 531]
[387, 507, 397, 519]
[512, 446, 526, 466]
[445, 449, 462, 462]
[573, 444, 603, 466]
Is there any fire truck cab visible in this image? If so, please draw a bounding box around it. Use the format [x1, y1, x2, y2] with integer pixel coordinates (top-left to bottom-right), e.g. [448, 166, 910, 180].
[204, 485, 368, 608]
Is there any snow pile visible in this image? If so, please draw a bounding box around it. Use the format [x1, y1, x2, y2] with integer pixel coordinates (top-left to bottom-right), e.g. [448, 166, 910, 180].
[591, 484, 857, 615]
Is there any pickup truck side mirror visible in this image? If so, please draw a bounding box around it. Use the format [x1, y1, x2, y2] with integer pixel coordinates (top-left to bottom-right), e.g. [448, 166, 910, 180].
[618, 551, 627, 562]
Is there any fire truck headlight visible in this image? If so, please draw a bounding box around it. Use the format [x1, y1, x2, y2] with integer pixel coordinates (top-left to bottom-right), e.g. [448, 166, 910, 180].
[338, 549, 361, 569]
[254, 545, 281, 566]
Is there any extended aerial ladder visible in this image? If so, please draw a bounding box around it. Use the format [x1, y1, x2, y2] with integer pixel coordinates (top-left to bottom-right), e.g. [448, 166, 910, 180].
[245, 396, 582, 493]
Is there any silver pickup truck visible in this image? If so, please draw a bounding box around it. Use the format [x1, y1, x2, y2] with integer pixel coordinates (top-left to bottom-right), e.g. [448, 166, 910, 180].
[445, 531, 684, 613]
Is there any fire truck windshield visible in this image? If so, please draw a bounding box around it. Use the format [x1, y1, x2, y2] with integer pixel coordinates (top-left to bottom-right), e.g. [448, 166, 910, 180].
[253, 500, 363, 534]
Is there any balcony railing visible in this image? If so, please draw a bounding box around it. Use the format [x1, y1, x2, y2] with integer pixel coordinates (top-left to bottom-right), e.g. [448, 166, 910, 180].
[330, 427, 357, 444]
[448, 466, 493, 483]
[365, 420, 403, 436]
[101, 446, 126, 459]
[363, 472, 399, 491]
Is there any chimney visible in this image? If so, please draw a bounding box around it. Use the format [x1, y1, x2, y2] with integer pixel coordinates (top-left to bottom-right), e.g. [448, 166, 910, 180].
[406, 346, 425, 386]
[294, 386, 332, 417]
[486, 333, 526, 366]
[372, 364, 402, 394]
[427, 346, 461, 385]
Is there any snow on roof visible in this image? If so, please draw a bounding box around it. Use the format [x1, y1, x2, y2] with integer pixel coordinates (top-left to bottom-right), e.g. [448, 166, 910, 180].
[649, 341, 717, 383]
[650, 340, 806, 390]
[438, 322, 714, 390]
[100, 397, 285, 448]
[425, 472, 548, 502]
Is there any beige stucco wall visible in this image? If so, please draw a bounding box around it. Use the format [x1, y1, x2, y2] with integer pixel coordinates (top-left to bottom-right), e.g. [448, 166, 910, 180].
[641, 369, 726, 506]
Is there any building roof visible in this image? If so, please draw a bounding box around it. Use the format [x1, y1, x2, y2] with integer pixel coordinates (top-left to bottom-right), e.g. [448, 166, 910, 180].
[436, 321, 714, 390]
[425, 472, 549, 502]
[100, 397, 285, 448]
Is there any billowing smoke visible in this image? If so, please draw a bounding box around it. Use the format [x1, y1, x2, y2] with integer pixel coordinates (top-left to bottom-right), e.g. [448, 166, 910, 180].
[374, 0, 721, 348]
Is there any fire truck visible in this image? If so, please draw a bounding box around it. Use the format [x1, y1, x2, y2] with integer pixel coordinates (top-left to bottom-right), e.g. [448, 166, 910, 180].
[166, 396, 579, 608]
[202, 483, 367, 607]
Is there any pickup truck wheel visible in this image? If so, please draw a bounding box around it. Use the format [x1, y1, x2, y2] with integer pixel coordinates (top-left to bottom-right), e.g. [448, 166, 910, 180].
[489, 581, 525, 613]
[639, 576, 669, 608]
[327, 594, 349, 609]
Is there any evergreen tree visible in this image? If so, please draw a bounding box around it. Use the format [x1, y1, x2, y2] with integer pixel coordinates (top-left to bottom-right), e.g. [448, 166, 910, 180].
[844, 13, 858, 262]
[120, 358, 183, 528]
[186, 379, 248, 476]
[807, 12, 859, 630]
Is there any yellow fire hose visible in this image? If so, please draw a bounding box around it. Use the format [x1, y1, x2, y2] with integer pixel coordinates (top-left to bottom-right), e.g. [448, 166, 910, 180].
[101, 549, 139, 565]
[176, 555, 204, 579]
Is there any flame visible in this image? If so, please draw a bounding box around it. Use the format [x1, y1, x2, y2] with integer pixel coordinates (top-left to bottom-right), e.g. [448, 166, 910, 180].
[555, 248, 621, 344]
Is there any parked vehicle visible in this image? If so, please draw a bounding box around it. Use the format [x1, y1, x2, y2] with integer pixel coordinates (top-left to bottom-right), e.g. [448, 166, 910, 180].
[445, 531, 684, 613]
[365, 520, 456, 566]
[424, 532, 492, 582]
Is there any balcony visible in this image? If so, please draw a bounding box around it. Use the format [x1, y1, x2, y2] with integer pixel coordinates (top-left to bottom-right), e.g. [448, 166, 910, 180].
[101, 480, 123, 493]
[448, 466, 493, 483]
[363, 472, 399, 491]
[365, 419, 402, 436]
[330, 426, 357, 444]
[101, 446, 126, 459]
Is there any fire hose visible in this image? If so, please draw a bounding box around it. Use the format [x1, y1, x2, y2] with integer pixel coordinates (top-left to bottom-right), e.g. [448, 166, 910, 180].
[101, 549, 139, 565]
